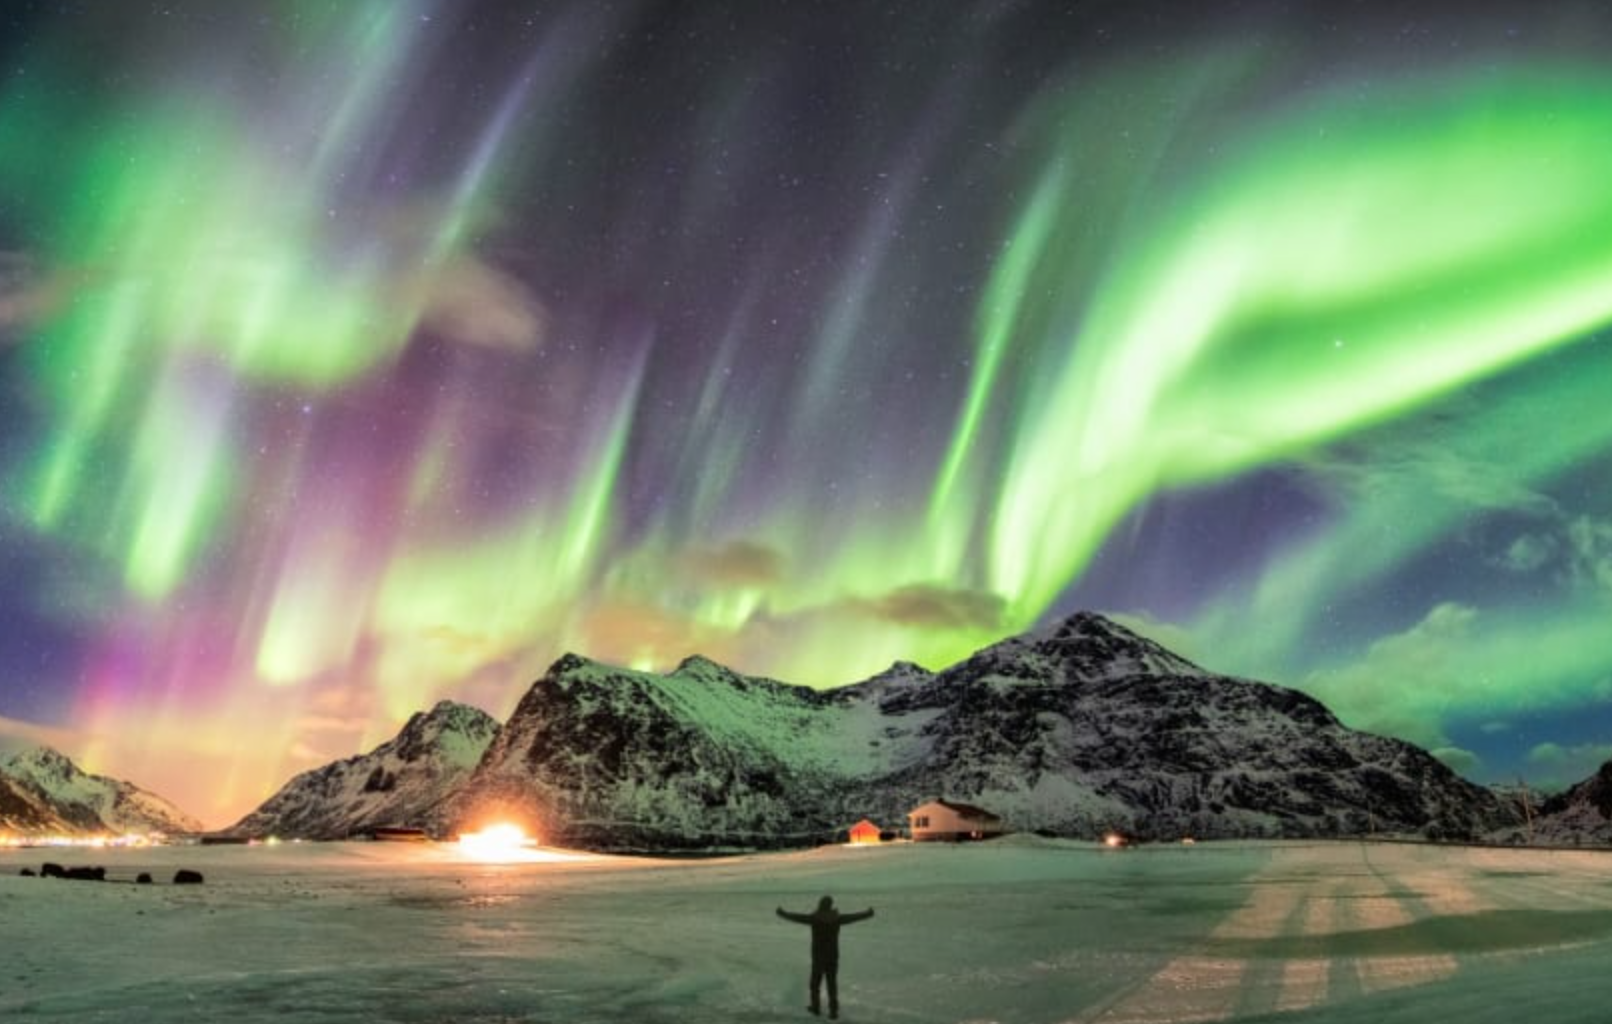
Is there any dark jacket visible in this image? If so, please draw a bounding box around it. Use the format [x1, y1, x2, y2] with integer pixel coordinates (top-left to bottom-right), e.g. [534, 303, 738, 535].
[776, 906, 874, 963]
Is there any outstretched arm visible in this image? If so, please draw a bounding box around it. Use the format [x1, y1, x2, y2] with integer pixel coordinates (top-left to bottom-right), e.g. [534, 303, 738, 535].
[841, 908, 875, 925]
[776, 907, 811, 924]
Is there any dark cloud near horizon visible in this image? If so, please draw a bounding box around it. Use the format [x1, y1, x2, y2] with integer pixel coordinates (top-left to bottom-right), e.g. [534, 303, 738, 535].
[866, 583, 1006, 632]
[680, 540, 786, 589]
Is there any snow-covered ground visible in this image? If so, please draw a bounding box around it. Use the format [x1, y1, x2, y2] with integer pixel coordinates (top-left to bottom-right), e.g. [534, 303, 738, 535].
[4, 837, 1612, 1023]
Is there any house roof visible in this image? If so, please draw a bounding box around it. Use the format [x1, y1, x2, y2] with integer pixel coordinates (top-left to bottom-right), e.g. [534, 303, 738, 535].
[908, 798, 1001, 821]
[848, 818, 880, 832]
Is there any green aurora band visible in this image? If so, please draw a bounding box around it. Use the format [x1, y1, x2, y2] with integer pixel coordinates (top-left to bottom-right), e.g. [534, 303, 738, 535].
[2, 5, 539, 603]
[975, 68, 1612, 624]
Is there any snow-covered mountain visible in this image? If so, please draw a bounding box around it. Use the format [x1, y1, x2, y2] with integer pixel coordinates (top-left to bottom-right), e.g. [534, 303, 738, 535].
[0, 747, 204, 836]
[448, 651, 854, 848]
[449, 612, 1516, 848]
[1502, 761, 1612, 845]
[228, 700, 499, 839]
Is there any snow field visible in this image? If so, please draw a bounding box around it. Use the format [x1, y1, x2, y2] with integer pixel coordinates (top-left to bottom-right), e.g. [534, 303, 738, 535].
[3, 838, 1612, 1023]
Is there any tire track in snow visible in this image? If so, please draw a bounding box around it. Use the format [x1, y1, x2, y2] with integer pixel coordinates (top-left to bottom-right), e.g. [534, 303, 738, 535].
[1073, 843, 1486, 1023]
[1072, 852, 1315, 1023]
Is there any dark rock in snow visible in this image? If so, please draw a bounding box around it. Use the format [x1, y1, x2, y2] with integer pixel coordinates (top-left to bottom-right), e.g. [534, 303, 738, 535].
[41, 863, 105, 881]
[62, 865, 105, 881]
[173, 869, 204, 885]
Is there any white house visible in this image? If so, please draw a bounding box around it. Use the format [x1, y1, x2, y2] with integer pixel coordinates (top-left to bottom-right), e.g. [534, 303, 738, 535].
[906, 799, 1005, 842]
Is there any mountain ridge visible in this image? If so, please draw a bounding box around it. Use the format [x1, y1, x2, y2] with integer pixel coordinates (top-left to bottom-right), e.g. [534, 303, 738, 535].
[225, 699, 500, 840]
[441, 611, 1515, 848]
[0, 746, 204, 836]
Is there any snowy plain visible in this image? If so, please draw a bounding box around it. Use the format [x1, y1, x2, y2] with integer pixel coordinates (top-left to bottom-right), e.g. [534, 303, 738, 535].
[4, 837, 1612, 1024]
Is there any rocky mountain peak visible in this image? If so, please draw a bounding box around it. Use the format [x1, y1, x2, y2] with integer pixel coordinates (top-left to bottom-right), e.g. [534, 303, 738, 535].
[0, 746, 202, 836]
[411, 698, 497, 731]
[392, 700, 500, 764]
[4, 745, 77, 778]
[878, 660, 930, 680]
[674, 654, 729, 677]
[845, 659, 935, 702]
[548, 651, 596, 676]
[1014, 610, 1208, 680]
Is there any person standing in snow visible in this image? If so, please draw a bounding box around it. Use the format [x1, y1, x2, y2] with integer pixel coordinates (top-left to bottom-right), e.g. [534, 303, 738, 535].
[776, 894, 874, 1019]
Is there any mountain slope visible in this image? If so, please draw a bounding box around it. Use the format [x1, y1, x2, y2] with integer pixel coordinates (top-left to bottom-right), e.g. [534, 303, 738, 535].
[856, 613, 1510, 839]
[450, 612, 1515, 848]
[1511, 761, 1612, 845]
[0, 747, 204, 836]
[449, 653, 856, 848]
[228, 700, 500, 839]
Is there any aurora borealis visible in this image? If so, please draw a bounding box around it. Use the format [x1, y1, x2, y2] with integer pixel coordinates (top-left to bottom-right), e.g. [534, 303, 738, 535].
[5, 1, 1612, 826]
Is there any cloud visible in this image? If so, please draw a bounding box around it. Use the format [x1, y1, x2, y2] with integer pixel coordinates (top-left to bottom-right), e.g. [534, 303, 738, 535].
[1305, 423, 1555, 517]
[1301, 600, 1612, 757]
[0, 252, 71, 333]
[419, 253, 549, 351]
[1525, 741, 1612, 792]
[864, 583, 1006, 631]
[1498, 532, 1557, 573]
[288, 741, 335, 763]
[373, 200, 547, 353]
[1566, 516, 1612, 591]
[679, 540, 785, 589]
[1430, 746, 1483, 779]
[0, 713, 84, 756]
[419, 623, 504, 661]
[1105, 611, 1211, 667]
[1495, 515, 1612, 591]
[578, 599, 741, 671]
[1299, 602, 1479, 749]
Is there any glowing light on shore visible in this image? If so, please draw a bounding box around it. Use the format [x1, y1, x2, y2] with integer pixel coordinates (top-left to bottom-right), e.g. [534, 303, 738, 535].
[457, 823, 535, 861]
[0, 832, 163, 848]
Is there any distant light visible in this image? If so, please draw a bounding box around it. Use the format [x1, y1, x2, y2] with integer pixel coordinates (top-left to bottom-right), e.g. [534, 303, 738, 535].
[1103, 832, 1127, 848]
[458, 823, 535, 861]
[0, 832, 156, 848]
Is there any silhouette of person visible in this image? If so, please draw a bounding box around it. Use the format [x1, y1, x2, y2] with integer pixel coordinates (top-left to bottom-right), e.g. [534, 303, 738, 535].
[776, 894, 874, 1018]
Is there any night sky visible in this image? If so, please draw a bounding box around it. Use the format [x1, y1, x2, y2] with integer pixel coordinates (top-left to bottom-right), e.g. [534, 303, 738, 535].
[5, 0, 1612, 827]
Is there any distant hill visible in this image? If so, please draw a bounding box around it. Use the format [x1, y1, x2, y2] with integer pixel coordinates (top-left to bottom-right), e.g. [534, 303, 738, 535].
[0, 747, 203, 836]
[1501, 762, 1612, 845]
[226, 700, 499, 839]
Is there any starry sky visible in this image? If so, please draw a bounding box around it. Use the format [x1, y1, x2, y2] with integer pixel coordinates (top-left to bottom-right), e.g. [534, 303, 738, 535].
[4, 0, 1612, 827]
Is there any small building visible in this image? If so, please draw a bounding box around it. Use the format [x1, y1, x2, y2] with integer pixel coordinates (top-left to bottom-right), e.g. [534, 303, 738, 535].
[847, 819, 882, 844]
[906, 799, 1005, 842]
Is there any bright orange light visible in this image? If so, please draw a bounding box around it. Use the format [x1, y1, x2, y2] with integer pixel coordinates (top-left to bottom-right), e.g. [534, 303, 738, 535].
[1103, 832, 1127, 848]
[457, 823, 535, 861]
[0, 832, 158, 848]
